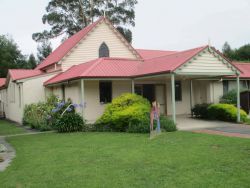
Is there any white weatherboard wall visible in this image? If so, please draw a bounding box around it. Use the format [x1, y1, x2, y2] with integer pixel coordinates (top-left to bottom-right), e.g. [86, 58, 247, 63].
[84, 80, 131, 123]
[176, 50, 235, 75]
[61, 21, 138, 71]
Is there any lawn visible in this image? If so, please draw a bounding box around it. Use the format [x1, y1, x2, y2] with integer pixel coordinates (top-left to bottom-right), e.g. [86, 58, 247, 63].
[0, 120, 26, 136]
[0, 132, 250, 187]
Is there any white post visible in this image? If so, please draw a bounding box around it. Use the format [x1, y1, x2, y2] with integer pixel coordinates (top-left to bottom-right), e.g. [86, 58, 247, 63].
[80, 79, 85, 118]
[171, 74, 176, 124]
[131, 79, 135, 94]
[190, 79, 193, 115]
[237, 75, 241, 122]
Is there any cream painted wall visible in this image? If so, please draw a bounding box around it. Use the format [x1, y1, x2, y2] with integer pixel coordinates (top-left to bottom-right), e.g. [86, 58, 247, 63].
[166, 80, 191, 115]
[61, 21, 138, 71]
[84, 80, 131, 123]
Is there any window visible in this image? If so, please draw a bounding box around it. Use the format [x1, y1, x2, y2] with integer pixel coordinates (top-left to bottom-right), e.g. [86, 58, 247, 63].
[99, 81, 112, 103]
[223, 80, 229, 94]
[175, 81, 182, 101]
[99, 42, 109, 57]
[135, 85, 143, 95]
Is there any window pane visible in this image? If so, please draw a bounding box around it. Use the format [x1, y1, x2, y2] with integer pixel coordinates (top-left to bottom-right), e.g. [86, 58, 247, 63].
[99, 42, 109, 58]
[99, 81, 112, 103]
[175, 81, 182, 101]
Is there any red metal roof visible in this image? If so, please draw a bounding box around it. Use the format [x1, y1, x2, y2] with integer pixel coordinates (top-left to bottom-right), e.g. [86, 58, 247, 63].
[44, 46, 209, 85]
[44, 58, 141, 85]
[135, 46, 208, 76]
[0, 78, 6, 88]
[233, 62, 250, 78]
[136, 49, 178, 59]
[35, 17, 105, 70]
[9, 69, 43, 81]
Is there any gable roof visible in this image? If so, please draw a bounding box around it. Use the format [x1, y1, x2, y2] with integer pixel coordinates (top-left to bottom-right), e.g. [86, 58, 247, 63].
[36, 17, 142, 71]
[9, 69, 43, 81]
[0, 78, 6, 88]
[35, 17, 105, 70]
[46, 45, 234, 85]
[136, 49, 178, 60]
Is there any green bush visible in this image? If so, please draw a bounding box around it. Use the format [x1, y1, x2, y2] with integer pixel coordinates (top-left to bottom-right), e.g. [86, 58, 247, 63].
[54, 113, 85, 133]
[23, 102, 54, 131]
[220, 90, 237, 105]
[160, 116, 177, 132]
[207, 103, 247, 122]
[95, 93, 151, 132]
[191, 103, 210, 119]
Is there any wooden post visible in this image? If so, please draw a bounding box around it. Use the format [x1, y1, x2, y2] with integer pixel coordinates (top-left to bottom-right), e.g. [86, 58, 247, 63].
[237, 75, 241, 122]
[171, 74, 176, 124]
[80, 79, 85, 118]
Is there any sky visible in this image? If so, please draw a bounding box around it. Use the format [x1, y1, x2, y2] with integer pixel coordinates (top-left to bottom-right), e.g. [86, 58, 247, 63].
[0, 0, 250, 55]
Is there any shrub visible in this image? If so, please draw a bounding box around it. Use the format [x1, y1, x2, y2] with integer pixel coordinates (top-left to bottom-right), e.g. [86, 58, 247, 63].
[95, 93, 151, 132]
[54, 113, 85, 133]
[191, 103, 210, 119]
[160, 116, 177, 132]
[207, 103, 247, 122]
[220, 90, 237, 105]
[23, 102, 54, 131]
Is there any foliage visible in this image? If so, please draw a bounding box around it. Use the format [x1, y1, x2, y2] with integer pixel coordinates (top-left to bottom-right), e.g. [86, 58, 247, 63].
[95, 93, 150, 132]
[26, 54, 37, 69]
[159, 116, 177, 132]
[32, 0, 138, 43]
[219, 89, 237, 105]
[37, 40, 52, 63]
[222, 42, 250, 61]
[0, 35, 31, 77]
[54, 113, 85, 133]
[207, 103, 248, 122]
[191, 103, 211, 119]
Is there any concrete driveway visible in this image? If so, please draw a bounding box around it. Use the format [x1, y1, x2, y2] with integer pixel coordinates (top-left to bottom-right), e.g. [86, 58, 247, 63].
[176, 115, 250, 138]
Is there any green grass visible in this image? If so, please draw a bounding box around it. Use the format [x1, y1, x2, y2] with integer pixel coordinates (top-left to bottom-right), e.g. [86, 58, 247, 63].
[0, 132, 250, 187]
[0, 120, 26, 136]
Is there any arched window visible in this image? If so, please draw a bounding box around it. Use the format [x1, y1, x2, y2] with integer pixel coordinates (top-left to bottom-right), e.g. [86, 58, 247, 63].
[99, 42, 109, 57]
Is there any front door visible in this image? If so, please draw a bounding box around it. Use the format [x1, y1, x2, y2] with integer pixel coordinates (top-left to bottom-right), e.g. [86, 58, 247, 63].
[155, 85, 166, 114]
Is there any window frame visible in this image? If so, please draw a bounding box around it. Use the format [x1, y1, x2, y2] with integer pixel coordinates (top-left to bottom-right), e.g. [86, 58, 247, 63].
[99, 42, 110, 58]
[99, 81, 112, 104]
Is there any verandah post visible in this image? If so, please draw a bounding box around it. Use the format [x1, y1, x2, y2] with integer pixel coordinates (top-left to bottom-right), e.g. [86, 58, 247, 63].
[80, 79, 85, 118]
[171, 74, 176, 124]
[237, 75, 241, 122]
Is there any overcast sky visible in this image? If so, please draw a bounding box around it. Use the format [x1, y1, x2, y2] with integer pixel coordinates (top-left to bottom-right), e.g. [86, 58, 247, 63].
[1, 0, 250, 55]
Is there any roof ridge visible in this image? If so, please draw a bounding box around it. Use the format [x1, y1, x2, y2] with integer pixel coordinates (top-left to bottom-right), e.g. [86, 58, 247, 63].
[80, 58, 104, 77]
[36, 17, 105, 70]
[144, 45, 208, 61]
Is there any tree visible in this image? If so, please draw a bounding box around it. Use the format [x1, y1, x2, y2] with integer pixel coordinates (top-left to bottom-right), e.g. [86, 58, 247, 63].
[222, 42, 233, 60]
[37, 40, 53, 63]
[32, 0, 137, 43]
[0, 35, 28, 77]
[26, 54, 37, 69]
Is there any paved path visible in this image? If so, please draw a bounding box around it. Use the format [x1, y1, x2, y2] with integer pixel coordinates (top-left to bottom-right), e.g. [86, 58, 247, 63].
[177, 115, 250, 139]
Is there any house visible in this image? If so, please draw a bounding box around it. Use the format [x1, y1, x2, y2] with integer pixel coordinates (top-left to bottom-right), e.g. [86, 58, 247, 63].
[0, 17, 248, 124]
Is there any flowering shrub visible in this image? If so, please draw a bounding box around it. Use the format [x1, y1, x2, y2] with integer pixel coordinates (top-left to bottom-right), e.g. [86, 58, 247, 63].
[23, 95, 85, 131]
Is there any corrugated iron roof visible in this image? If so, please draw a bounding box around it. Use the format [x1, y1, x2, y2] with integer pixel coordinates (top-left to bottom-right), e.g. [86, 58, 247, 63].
[9, 69, 43, 81]
[0, 78, 6, 88]
[136, 49, 178, 59]
[232, 62, 250, 78]
[44, 46, 210, 85]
